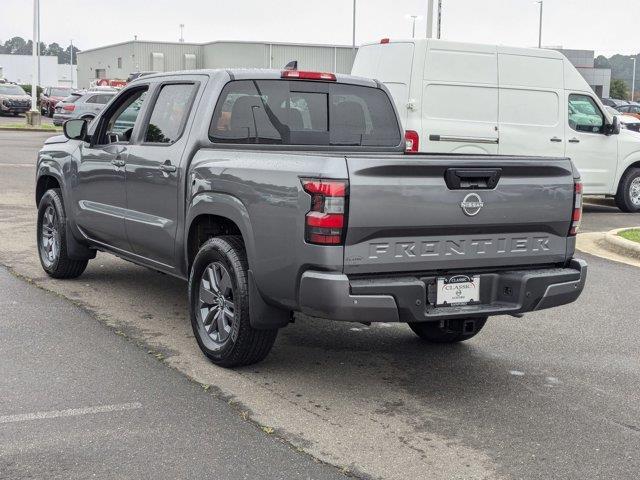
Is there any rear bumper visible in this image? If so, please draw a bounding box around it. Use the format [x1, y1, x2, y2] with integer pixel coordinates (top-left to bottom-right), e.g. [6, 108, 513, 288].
[298, 259, 587, 323]
[52, 114, 70, 126]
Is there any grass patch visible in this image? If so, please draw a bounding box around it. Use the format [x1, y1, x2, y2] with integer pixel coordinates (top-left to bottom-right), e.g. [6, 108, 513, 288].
[0, 122, 61, 131]
[619, 229, 640, 244]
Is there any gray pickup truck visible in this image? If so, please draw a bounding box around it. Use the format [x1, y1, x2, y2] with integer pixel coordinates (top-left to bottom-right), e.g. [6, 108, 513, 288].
[35, 69, 587, 367]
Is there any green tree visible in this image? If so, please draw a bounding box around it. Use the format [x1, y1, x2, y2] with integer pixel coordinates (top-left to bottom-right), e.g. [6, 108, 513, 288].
[610, 79, 630, 100]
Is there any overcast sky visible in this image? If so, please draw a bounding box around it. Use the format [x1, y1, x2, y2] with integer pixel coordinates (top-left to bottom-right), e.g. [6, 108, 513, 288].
[1, 0, 638, 57]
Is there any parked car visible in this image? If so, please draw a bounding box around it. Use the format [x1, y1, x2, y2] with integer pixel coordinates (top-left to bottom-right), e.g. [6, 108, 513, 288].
[40, 86, 73, 117]
[615, 102, 640, 120]
[352, 39, 640, 212]
[0, 83, 31, 116]
[602, 97, 630, 108]
[604, 105, 640, 132]
[52, 90, 116, 126]
[35, 69, 587, 367]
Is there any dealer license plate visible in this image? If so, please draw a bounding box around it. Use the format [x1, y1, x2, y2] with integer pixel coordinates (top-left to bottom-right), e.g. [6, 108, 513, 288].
[436, 275, 480, 306]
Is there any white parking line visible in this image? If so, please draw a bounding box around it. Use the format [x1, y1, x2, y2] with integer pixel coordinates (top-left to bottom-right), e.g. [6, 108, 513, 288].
[0, 402, 142, 424]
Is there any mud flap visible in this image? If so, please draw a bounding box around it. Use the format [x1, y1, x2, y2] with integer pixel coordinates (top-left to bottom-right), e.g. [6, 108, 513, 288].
[248, 270, 290, 330]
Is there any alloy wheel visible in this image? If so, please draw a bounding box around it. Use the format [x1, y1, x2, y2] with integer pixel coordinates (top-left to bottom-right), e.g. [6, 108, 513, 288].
[630, 177, 640, 206]
[40, 205, 60, 266]
[198, 262, 235, 344]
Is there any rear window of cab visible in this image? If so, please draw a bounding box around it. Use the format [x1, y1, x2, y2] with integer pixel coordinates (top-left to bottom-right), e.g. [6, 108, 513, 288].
[209, 80, 401, 147]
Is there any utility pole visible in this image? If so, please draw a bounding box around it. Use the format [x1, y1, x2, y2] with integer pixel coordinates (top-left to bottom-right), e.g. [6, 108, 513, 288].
[537, 1, 543, 48]
[437, 0, 442, 39]
[631, 56, 637, 102]
[70, 39, 74, 88]
[179, 24, 185, 43]
[426, 0, 434, 38]
[352, 0, 357, 58]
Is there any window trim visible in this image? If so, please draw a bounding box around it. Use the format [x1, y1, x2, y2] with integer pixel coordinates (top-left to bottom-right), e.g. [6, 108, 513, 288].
[207, 79, 404, 150]
[139, 80, 200, 147]
[568, 93, 606, 135]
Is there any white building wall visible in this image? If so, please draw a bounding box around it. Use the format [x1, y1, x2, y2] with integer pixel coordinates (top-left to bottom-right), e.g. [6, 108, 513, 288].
[0, 54, 59, 86]
[57, 63, 77, 88]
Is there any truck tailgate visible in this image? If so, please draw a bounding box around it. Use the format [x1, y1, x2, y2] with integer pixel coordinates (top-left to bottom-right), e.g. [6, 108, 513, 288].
[344, 155, 575, 275]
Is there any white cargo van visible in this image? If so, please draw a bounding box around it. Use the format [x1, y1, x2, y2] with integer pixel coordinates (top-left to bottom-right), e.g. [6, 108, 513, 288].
[352, 38, 640, 212]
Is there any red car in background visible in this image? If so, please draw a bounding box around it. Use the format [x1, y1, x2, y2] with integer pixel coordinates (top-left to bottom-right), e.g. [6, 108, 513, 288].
[39, 86, 73, 117]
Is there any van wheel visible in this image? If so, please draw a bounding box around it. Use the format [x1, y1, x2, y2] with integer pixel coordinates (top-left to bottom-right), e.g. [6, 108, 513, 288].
[408, 317, 487, 343]
[615, 167, 640, 212]
[188, 236, 278, 367]
[37, 189, 88, 279]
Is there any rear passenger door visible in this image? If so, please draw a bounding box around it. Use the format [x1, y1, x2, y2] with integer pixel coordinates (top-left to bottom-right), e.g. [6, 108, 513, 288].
[124, 81, 200, 268]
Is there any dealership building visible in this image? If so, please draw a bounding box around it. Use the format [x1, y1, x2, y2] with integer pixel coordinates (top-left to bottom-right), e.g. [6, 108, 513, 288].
[0, 54, 77, 88]
[554, 48, 611, 98]
[76, 40, 356, 88]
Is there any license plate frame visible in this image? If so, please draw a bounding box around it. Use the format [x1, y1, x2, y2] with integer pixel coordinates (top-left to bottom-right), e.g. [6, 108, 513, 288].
[436, 275, 480, 306]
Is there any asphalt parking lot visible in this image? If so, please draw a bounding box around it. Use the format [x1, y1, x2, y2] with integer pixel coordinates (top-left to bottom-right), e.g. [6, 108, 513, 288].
[1, 130, 639, 480]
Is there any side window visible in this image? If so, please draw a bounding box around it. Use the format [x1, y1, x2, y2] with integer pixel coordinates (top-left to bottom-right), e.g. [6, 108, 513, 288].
[568, 94, 604, 133]
[99, 88, 149, 143]
[144, 84, 195, 144]
[85, 95, 99, 104]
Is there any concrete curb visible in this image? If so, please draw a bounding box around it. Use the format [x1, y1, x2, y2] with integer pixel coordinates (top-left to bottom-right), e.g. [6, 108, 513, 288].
[0, 127, 61, 133]
[603, 228, 640, 260]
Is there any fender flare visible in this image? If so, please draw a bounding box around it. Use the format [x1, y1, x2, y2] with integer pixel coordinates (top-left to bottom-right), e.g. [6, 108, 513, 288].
[36, 163, 95, 261]
[185, 192, 289, 330]
[615, 153, 640, 192]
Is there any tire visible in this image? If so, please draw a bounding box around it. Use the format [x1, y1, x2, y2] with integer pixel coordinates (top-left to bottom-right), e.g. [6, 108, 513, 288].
[188, 235, 278, 367]
[615, 167, 640, 212]
[408, 317, 487, 343]
[48, 106, 54, 118]
[37, 189, 88, 279]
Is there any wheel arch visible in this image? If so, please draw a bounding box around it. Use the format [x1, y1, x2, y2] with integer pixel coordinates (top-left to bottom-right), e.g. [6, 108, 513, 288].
[35, 174, 61, 206]
[185, 192, 256, 275]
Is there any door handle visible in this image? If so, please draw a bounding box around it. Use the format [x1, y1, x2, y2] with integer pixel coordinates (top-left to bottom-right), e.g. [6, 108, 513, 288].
[568, 138, 580, 143]
[159, 162, 177, 173]
[550, 137, 562, 142]
[111, 159, 126, 167]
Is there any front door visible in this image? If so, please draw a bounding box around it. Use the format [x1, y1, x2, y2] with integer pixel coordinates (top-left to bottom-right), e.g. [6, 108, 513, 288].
[74, 86, 150, 252]
[565, 93, 618, 193]
[124, 82, 198, 268]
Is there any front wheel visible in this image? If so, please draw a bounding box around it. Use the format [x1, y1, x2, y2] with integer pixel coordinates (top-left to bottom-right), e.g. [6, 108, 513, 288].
[615, 167, 640, 212]
[37, 189, 88, 278]
[408, 317, 487, 343]
[188, 236, 278, 367]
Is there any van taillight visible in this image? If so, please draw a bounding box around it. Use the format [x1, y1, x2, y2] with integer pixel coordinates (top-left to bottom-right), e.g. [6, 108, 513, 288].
[405, 130, 419, 153]
[301, 178, 348, 245]
[569, 180, 583, 236]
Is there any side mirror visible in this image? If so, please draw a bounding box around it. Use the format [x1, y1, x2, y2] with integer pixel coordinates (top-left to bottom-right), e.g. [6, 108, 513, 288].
[63, 118, 88, 141]
[610, 116, 621, 135]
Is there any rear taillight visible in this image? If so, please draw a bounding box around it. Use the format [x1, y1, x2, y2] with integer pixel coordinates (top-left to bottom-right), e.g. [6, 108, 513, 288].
[301, 178, 348, 245]
[380, 38, 390, 44]
[569, 180, 583, 236]
[405, 130, 419, 153]
[62, 104, 75, 111]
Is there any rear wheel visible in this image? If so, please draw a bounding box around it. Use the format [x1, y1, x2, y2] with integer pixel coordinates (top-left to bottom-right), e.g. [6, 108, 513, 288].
[37, 189, 88, 279]
[408, 317, 487, 343]
[188, 236, 278, 367]
[615, 167, 640, 212]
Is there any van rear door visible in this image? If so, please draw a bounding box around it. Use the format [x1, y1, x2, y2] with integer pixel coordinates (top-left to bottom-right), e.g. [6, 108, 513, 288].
[421, 42, 499, 154]
[351, 42, 414, 126]
[497, 49, 565, 157]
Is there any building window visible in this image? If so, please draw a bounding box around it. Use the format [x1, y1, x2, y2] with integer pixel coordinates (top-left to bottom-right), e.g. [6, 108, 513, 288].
[117, 57, 122, 69]
[95, 69, 106, 79]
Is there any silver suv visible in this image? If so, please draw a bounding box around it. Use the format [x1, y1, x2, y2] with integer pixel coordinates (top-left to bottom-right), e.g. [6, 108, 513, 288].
[53, 90, 116, 126]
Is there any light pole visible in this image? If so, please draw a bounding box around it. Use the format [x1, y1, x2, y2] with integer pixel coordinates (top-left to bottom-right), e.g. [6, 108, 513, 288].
[179, 24, 185, 43]
[29, 0, 40, 125]
[352, 0, 356, 58]
[406, 15, 422, 39]
[70, 39, 74, 89]
[537, 1, 543, 48]
[631, 56, 637, 102]
[426, 0, 434, 38]
[437, 0, 442, 39]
